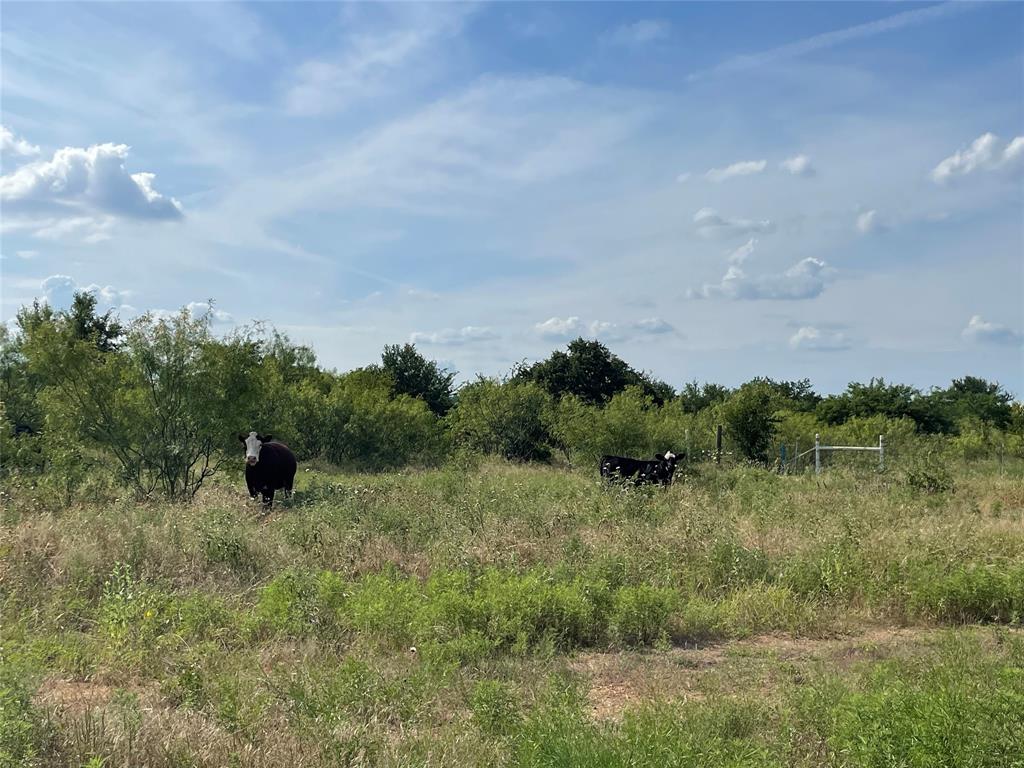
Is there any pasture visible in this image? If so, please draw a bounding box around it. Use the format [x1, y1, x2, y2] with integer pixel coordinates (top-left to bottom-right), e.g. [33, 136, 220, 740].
[2, 457, 1023, 767]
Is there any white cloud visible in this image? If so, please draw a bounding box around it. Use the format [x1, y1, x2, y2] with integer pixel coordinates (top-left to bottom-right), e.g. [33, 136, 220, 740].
[0, 142, 183, 220]
[16, 250, 38, 260]
[675, 172, 691, 183]
[0, 125, 40, 157]
[705, 159, 767, 183]
[410, 326, 498, 345]
[856, 209, 880, 234]
[694, 207, 775, 239]
[39, 275, 133, 313]
[691, 257, 830, 301]
[780, 154, 814, 177]
[589, 320, 626, 341]
[187, 301, 234, 325]
[728, 238, 757, 265]
[789, 326, 851, 351]
[961, 315, 1023, 347]
[602, 19, 671, 46]
[534, 316, 583, 340]
[930, 132, 1024, 183]
[633, 317, 674, 335]
[406, 287, 442, 300]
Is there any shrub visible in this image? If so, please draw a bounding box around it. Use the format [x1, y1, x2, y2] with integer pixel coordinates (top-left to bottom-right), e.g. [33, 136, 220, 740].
[448, 378, 553, 461]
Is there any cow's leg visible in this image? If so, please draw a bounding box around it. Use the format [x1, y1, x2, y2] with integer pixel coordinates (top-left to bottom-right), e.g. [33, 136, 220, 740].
[284, 470, 296, 500]
[261, 488, 274, 509]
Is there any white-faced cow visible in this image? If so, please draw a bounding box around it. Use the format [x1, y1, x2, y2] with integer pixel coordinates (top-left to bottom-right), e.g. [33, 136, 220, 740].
[239, 432, 297, 508]
[600, 451, 678, 487]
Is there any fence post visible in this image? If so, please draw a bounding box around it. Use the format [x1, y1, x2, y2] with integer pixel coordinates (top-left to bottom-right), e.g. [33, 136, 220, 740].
[878, 434, 885, 471]
[716, 425, 723, 465]
[779, 444, 787, 474]
[685, 428, 691, 462]
[794, 439, 799, 473]
[814, 433, 821, 475]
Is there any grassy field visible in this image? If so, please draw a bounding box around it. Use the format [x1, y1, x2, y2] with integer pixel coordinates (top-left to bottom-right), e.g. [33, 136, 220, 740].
[2, 458, 1023, 767]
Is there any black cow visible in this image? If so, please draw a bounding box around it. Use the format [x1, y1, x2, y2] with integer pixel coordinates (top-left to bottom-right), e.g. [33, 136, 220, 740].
[238, 431, 297, 508]
[600, 451, 678, 486]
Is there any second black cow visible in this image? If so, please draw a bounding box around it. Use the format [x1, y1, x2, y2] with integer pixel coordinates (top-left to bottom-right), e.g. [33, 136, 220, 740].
[600, 451, 679, 486]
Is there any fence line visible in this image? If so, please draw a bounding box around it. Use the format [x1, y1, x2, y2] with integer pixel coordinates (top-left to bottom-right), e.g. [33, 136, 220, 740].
[784, 434, 885, 474]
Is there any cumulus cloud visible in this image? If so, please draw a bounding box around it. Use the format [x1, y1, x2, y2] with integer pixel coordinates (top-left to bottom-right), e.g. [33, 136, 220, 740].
[856, 209, 881, 234]
[789, 326, 851, 351]
[780, 154, 814, 177]
[961, 315, 1023, 347]
[40, 274, 134, 313]
[1, 125, 40, 158]
[675, 172, 691, 183]
[602, 19, 671, 46]
[930, 132, 1024, 183]
[0, 142, 183, 220]
[694, 207, 775, 239]
[410, 326, 498, 345]
[534, 316, 584, 340]
[187, 301, 234, 325]
[705, 159, 767, 183]
[690, 258, 830, 301]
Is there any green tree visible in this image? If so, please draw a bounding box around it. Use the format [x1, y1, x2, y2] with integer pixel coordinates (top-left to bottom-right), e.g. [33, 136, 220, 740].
[23, 309, 262, 500]
[678, 381, 731, 414]
[719, 380, 778, 463]
[515, 338, 672, 406]
[381, 343, 455, 417]
[448, 378, 552, 461]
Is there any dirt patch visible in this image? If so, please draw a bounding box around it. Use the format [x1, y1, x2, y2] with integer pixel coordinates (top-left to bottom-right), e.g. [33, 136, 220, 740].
[571, 626, 981, 721]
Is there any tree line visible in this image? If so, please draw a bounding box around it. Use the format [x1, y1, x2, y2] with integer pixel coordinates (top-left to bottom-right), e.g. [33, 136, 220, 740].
[2, 293, 1021, 501]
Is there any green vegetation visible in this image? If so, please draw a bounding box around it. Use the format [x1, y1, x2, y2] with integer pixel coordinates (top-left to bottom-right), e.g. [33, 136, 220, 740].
[2, 458, 1023, 766]
[1, 294, 1022, 766]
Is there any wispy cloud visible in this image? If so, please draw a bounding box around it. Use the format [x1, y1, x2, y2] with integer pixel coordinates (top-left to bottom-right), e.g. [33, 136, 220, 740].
[694, 207, 775, 239]
[601, 19, 671, 46]
[689, 2, 975, 80]
[706, 159, 767, 183]
[856, 209, 881, 234]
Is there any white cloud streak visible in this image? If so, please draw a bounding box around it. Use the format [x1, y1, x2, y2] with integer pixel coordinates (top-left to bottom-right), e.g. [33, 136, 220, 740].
[706, 159, 766, 182]
[694, 207, 775, 239]
[689, 2, 975, 81]
[1, 125, 40, 157]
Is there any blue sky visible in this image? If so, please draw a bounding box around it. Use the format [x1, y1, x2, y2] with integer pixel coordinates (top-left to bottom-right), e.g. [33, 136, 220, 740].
[2, 1, 1022, 394]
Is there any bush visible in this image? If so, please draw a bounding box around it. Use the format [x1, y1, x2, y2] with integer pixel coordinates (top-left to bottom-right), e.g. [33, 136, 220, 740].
[718, 382, 778, 464]
[448, 378, 552, 461]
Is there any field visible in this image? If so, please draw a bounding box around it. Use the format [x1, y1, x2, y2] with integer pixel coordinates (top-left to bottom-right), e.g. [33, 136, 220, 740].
[2, 458, 1023, 767]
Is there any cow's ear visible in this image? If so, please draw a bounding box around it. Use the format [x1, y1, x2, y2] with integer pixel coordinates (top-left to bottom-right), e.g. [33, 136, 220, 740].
[238, 433, 247, 443]
[655, 453, 665, 461]
[262, 434, 273, 443]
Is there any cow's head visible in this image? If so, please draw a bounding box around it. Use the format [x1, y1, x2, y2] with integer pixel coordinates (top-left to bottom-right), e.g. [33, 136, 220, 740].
[238, 431, 272, 466]
[655, 451, 678, 482]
